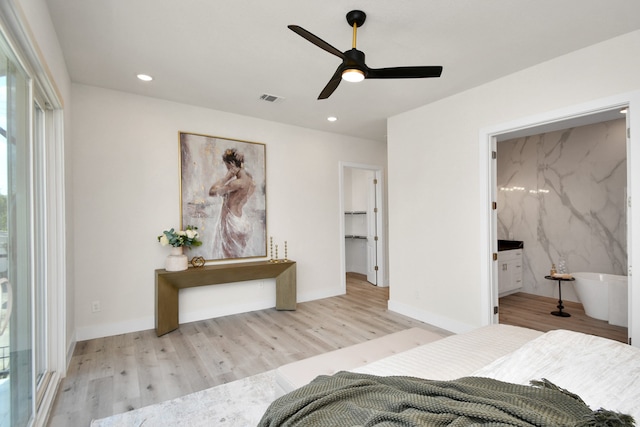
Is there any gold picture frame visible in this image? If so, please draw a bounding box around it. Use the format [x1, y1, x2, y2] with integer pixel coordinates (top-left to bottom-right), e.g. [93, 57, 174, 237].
[179, 131, 267, 261]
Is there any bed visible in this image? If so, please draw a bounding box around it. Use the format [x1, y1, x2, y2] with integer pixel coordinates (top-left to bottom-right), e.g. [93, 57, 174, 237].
[262, 325, 640, 426]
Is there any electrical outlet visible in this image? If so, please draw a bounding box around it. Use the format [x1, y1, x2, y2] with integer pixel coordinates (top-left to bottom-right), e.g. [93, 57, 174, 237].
[91, 300, 101, 313]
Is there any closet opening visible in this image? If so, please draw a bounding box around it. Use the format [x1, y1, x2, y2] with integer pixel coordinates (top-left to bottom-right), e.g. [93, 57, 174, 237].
[340, 163, 386, 290]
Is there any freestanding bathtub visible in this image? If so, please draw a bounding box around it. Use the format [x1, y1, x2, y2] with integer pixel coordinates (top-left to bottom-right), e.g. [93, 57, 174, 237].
[572, 272, 628, 327]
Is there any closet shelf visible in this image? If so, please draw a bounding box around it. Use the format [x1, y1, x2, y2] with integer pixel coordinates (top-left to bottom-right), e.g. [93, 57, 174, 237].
[344, 211, 366, 215]
[345, 235, 367, 239]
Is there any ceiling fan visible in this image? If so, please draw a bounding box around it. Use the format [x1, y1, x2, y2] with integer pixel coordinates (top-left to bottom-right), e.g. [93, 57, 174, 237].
[288, 10, 443, 100]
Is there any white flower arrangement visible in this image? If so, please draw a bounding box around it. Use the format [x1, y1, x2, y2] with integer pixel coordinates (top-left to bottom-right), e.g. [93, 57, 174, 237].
[157, 225, 202, 248]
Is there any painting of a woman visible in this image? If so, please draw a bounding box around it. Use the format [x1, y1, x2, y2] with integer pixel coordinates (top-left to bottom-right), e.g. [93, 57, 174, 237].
[209, 148, 256, 258]
[179, 132, 266, 261]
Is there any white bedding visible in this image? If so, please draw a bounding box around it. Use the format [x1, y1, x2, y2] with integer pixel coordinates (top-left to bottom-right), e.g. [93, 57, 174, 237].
[353, 326, 639, 421]
[352, 324, 543, 380]
[472, 329, 640, 421]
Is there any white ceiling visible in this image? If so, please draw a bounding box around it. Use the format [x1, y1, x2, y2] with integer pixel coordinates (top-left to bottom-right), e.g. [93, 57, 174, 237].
[44, 0, 640, 142]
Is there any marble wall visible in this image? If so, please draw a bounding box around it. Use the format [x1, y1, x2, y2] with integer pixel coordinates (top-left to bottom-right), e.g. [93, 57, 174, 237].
[497, 118, 627, 301]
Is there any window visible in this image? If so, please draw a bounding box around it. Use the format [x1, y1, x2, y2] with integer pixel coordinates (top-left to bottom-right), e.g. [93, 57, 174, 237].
[0, 5, 66, 425]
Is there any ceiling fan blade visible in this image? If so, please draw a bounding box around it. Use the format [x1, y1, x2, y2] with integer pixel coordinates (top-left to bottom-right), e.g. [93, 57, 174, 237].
[318, 67, 344, 100]
[288, 25, 345, 59]
[366, 66, 443, 79]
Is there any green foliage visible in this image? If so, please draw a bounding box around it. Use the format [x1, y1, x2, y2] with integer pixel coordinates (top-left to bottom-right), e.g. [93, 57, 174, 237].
[157, 225, 202, 248]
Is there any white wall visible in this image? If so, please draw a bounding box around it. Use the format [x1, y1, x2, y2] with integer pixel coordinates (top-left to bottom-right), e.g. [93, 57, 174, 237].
[387, 30, 640, 334]
[71, 84, 385, 340]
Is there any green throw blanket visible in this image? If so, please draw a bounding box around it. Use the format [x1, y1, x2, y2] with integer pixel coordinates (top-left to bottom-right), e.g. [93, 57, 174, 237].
[258, 372, 635, 426]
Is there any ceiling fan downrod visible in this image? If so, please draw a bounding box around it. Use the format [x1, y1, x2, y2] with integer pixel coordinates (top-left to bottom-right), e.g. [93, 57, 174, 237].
[346, 10, 366, 49]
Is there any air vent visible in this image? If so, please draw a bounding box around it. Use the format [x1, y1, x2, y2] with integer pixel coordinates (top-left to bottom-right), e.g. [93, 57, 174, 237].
[259, 93, 284, 103]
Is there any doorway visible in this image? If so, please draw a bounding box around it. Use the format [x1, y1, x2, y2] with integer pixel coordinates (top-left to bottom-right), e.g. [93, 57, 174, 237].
[494, 117, 628, 341]
[340, 162, 386, 289]
[479, 92, 640, 347]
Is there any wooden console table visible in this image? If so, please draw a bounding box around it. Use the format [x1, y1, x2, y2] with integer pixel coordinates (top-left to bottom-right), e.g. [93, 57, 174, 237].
[155, 260, 296, 336]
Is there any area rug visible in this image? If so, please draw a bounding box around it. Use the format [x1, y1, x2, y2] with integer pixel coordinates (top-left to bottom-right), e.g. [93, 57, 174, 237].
[90, 370, 277, 427]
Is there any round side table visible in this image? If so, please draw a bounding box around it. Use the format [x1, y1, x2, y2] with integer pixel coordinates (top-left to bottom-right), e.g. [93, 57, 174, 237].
[544, 275, 575, 317]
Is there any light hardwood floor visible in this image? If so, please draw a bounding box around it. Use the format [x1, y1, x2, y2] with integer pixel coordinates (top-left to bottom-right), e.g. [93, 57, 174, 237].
[499, 291, 628, 343]
[47, 277, 629, 426]
[47, 273, 449, 426]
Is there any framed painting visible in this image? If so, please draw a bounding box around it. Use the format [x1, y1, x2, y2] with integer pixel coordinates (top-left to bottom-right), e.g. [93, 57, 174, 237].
[179, 132, 266, 261]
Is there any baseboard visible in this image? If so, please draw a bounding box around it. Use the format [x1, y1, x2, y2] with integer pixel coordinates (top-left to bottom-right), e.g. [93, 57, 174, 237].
[75, 288, 345, 341]
[179, 299, 277, 324]
[298, 286, 343, 303]
[76, 316, 154, 341]
[388, 299, 477, 334]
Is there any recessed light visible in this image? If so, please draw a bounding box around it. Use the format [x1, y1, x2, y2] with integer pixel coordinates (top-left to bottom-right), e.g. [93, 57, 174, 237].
[137, 74, 153, 82]
[620, 108, 628, 114]
[327, 116, 338, 122]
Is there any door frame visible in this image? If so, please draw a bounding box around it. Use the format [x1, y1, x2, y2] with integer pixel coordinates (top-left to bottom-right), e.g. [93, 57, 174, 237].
[339, 162, 387, 291]
[479, 91, 640, 347]
[0, 2, 68, 424]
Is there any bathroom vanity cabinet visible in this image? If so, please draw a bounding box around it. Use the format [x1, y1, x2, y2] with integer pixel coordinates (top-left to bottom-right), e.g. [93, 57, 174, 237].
[498, 249, 523, 296]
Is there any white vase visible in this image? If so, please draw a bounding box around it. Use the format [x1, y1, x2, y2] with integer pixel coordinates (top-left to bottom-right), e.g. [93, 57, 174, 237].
[165, 246, 188, 271]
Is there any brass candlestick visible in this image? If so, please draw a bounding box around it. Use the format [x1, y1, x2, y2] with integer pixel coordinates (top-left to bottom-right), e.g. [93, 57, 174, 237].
[269, 236, 274, 263]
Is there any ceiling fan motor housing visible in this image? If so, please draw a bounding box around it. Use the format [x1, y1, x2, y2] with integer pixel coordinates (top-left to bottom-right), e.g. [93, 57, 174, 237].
[344, 49, 366, 72]
[346, 10, 366, 27]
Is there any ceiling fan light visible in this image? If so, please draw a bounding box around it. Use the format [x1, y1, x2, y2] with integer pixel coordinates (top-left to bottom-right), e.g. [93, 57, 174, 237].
[342, 68, 365, 83]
